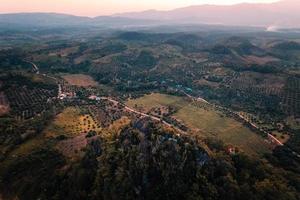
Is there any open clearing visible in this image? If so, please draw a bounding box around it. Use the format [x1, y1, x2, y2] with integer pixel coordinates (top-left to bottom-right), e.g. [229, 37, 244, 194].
[44, 107, 101, 138]
[45, 107, 102, 159]
[127, 93, 186, 112]
[243, 55, 280, 65]
[0, 134, 47, 174]
[0, 92, 9, 116]
[271, 131, 290, 144]
[126, 93, 271, 155]
[285, 116, 300, 130]
[62, 74, 98, 87]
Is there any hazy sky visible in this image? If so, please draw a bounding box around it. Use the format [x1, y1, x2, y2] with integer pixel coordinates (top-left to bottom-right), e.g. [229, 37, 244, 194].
[1, 0, 280, 16]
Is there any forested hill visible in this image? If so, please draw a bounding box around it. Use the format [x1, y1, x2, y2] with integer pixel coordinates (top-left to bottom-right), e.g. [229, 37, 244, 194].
[0, 117, 299, 200]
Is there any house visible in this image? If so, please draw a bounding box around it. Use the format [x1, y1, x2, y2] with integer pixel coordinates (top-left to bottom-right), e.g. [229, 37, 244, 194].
[89, 95, 97, 100]
[89, 95, 101, 101]
[226, 145, 237, 155]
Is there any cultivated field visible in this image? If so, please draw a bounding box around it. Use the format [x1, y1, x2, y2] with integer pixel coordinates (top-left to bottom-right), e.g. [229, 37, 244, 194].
[126, 93, 271, 155]
[62, 74, 98, 87]
[5, 86, 56, 119]
[174, 103, 270, 155]
[127, 93, 186, 112]
[282, 77, 300, 116]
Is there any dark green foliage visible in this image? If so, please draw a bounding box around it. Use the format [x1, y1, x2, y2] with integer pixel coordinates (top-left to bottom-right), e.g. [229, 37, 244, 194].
[1, 73, 58, 119]
[93, 43, 127, 57]
[1, 73, 56, 90]
[54, 146, 99, 200]
[118, 32, 148, 41]
[1, 119, 300, 200]
[0, 48, 25, 70]
[129, 50, 157, 69]
[272, 146, 300, 174]
[165, 34, 203, 52]
[93, 119, 210, 200]
[86, 130, 97, 138]
[272, 42, 300, 51]
[0, 148, 66, 200]
[91, 120, 299, 200]
[209, 45, 232, 55]
[234, 41, 263, 56]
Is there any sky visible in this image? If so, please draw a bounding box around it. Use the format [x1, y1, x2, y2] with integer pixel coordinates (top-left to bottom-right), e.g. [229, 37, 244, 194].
[0, 0, 280, 17]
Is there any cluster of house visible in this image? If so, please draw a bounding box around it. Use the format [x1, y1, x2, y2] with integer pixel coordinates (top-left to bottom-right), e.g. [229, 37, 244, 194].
[58, 93, 103, 101]
[59, 92, 77, 100]
[58, 84, 77, 100]
[88, 95, 101, 101]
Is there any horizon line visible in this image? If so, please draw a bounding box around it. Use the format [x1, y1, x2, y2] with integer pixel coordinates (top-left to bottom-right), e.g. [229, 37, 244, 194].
[0, 0, 282, 18]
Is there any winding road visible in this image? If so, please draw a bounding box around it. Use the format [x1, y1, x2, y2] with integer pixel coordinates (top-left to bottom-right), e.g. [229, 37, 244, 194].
[25, 60, 299, 158]
[99, 97, 187, 135]
[182, 91, 300, 158]
[24, 60, 39, 74]
[102, 93, 300, 160]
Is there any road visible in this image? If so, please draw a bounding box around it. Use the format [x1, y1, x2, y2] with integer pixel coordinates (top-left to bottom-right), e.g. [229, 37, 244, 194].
[24, 61, 299, 157]
[23, 60, 185, 134]
[182, 91, 209, 104]
[100, 97, 187, 135]
[25, 61, 62, 98]
[24, 60, 39, 74]
[182, 91, 300, 158]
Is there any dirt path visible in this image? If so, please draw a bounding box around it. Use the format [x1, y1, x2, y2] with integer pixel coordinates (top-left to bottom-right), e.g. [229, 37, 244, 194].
[100, 97, 187, 135]
[182, 91, 300, 158]
[24, 60, 39, 74]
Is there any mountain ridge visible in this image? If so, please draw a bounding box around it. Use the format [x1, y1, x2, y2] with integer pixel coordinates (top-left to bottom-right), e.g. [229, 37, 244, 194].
[0, 0, 299, 29]
[114, 0, 300, 28]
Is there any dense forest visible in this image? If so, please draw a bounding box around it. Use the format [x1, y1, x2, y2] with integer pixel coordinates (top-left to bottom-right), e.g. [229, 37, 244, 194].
[1, 119, 299, 200]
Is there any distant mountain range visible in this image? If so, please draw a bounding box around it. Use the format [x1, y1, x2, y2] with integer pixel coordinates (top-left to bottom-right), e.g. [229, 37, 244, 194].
[0, 13, 160, 30]
[0, 0, 299, 30]
[115, 0, 300, 29]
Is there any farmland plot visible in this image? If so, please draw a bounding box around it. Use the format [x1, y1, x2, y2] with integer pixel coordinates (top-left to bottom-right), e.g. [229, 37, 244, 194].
[127, 93, 271, 155]
[5, 86, 56, 119]
[62, 74, 98, 87]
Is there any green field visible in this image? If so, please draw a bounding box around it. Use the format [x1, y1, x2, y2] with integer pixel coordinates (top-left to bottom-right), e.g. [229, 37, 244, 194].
[126, 93, 271, 155]
[127, 93, 186, 111]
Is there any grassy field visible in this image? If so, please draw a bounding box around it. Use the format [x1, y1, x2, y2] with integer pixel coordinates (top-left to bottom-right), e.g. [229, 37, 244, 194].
[285, 116, 300, 130]
[62, 74, 98, 87]
[45, 107, 102, 138]
[271, 131, 290, 144]
[127, 93, 186, 111]
[7, 135, 46, 158]
[126, 93, 271, 156]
